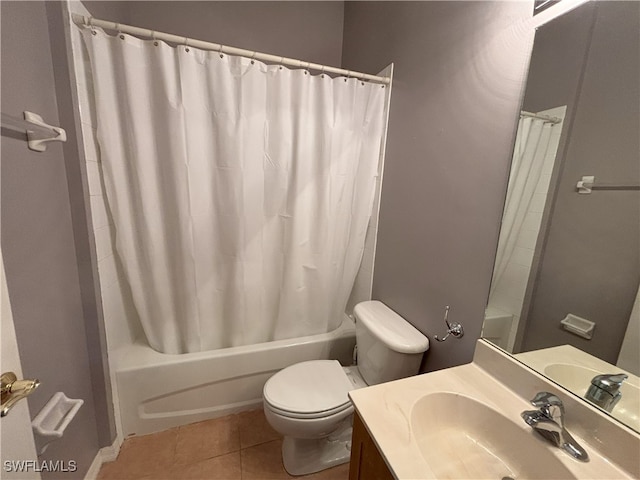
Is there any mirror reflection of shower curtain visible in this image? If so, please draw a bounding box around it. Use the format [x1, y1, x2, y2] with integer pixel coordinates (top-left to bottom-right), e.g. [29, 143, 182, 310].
[490, 117, 554, 295]
[81, 28, 386, 354]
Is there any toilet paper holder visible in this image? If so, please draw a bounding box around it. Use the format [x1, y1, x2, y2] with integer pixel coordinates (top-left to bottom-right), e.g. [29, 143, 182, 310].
[32, 392, 83, 439]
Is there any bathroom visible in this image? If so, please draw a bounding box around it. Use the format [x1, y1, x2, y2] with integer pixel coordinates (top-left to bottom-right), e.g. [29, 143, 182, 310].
[1, 0, 638, 479]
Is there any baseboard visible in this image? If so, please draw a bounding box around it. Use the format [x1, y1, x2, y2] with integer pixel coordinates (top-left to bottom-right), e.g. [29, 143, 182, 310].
[84, 434, 123, 480]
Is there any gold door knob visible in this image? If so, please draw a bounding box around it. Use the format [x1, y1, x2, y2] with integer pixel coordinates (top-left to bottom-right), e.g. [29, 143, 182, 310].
[1, 371, 40, 417]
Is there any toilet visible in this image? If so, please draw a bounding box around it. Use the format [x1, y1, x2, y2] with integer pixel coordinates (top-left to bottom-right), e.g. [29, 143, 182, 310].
[262, 300, 429, 475]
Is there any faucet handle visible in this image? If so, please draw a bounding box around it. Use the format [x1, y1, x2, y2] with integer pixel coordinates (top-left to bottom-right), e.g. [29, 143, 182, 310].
[530, 391, 563, 408]
[591, 373, 628, 394]
[523, 392, 589, 462]
[530, 391, 565, 425]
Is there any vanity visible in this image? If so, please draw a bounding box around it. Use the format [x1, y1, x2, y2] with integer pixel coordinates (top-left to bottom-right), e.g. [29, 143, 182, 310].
[348, 340, 640, 479]
[349, 412, 394, 480]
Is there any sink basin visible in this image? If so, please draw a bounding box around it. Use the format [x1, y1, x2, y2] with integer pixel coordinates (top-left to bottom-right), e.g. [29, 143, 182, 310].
[411, 392, 576, 480]
[544, 364, 640, 430]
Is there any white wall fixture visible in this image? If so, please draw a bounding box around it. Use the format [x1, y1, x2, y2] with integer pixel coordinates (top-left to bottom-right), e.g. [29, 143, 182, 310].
[576, 175, 595, 194]
[32, 392, 83, 453]
[0, 112, 67, 152]
[560, 313, 595, 340]
[576, 175, 640, 194]
[23, 112, 67, 152]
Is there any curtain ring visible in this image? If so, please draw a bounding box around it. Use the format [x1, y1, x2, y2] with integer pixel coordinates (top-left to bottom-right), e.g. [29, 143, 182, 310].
[279, 56, 284, 70]
[151, 31, 158, 46]
[250, 51, 256, 65]
[345, 70, 352, 82]
[184, 37, 190, 52]
[88, 16, 97, 35]
[320, 65, 325, 78]
[218, 44, 224, 58]
[115, 23, 125, 40]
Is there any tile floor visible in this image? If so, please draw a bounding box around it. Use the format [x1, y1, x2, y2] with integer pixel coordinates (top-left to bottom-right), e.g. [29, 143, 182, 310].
[98, 409, 350, 480]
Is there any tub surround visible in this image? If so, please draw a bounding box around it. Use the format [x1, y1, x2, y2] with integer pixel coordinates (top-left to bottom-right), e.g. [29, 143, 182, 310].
[349, 340, 640, 479]
[116, 316, 355, 437]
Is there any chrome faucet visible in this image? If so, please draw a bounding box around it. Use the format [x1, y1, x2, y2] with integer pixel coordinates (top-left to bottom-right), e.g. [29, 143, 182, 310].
[521, 391, 589, 462]
[584, 373, 627, 413]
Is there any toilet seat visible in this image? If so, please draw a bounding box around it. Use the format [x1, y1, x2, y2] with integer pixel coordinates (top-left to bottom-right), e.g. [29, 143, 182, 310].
[263, 360, 354, 419]
[266, 400, 353, 420]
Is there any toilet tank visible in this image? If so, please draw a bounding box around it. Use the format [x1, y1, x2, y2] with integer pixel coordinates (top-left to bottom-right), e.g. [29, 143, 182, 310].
[353, 301, 429, 385]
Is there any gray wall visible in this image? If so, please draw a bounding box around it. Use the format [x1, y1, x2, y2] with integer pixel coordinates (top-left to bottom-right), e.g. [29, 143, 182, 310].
[82, 1, 344, 67]
[1, 1, 113, 477]
[521, 1, 640, 362]
[341, 1, 534, 371]
[522, 4, 595, 114]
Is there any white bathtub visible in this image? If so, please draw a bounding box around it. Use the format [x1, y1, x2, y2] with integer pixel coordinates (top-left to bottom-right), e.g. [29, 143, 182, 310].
[482, 306, 513, 350]
[114, 315, 356, 436]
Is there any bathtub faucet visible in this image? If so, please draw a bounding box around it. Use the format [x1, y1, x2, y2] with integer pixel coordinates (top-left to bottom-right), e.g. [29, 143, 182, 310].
[521, 391, 589, 462]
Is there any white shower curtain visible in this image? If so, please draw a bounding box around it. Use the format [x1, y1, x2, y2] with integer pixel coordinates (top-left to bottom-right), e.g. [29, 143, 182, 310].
[82, 28, 386, 354]
[491, 116, 554, 292]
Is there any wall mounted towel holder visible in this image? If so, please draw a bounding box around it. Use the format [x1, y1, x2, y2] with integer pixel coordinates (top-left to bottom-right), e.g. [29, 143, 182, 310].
[1, 111, 67, 152]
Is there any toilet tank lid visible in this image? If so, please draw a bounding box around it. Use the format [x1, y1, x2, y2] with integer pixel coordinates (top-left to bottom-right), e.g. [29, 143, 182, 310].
[354, 301, 429, 354]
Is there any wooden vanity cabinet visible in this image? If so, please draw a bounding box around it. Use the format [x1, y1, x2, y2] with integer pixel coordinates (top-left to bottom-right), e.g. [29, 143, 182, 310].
[349, 410, 395, 480]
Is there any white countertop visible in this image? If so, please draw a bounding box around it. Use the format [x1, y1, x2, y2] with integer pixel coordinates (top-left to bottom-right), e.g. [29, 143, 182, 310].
[349, 342, 638, 480]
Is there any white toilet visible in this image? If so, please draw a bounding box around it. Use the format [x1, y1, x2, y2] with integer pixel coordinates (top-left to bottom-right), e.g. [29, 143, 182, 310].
[262, 300, 429, 476]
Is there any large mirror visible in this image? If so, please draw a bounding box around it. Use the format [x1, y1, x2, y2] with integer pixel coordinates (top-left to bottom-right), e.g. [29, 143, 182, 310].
[483, 0, 640, 432]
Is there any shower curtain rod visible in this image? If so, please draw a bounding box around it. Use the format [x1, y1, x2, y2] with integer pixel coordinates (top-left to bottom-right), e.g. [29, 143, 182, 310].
[521, 110, 562, 124]
[71, 14, 391, 85]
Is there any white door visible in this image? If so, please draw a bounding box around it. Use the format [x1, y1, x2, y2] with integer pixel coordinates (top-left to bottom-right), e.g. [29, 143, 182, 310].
[0, 250, 40, 480]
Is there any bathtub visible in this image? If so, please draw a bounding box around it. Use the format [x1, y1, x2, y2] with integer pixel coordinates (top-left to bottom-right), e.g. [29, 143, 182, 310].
[482, 306, 513, 350]
[114, 315, 356, 436]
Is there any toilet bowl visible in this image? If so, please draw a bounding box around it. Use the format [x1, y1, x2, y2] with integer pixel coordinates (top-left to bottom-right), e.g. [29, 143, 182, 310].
[263, 361, 366, 474]
[264, 361, 365, 436]
[263, 300, 429, 476]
